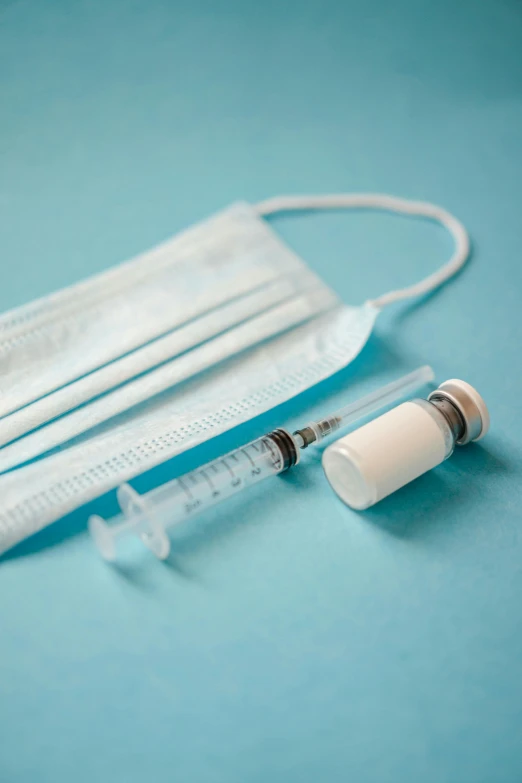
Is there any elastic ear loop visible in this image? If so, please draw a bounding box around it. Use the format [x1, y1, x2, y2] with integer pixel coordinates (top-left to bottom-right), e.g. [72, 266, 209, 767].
[256, 193, 470, 309]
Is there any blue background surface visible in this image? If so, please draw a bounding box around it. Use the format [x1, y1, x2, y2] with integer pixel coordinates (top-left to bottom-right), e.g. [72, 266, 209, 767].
[1, 1, 522, 781]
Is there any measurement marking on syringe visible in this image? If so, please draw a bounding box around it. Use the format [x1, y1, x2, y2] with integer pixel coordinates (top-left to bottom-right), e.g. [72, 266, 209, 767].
[241, 448, 255, 467]
[222, 459, 235, 478]
[200, 470, 215, 491]
[178, 478, 193, 499]
[264, 439, 281, 467]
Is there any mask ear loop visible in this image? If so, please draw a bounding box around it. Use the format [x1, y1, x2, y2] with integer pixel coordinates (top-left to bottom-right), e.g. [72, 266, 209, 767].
[256, 193, 470, 309]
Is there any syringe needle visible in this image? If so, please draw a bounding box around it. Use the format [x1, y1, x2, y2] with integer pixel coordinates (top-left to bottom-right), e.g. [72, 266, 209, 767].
[293, 365, 435, 448]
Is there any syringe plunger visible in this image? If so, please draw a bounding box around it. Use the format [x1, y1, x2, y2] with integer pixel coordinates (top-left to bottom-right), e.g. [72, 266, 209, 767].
[89, 429, 298, 561]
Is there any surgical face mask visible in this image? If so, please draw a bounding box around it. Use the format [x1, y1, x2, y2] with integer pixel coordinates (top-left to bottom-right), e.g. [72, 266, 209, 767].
[0, 194, 469, 554]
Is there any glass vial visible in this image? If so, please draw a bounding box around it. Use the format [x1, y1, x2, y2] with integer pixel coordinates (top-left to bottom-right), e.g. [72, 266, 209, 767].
[322, 379, 489, 510]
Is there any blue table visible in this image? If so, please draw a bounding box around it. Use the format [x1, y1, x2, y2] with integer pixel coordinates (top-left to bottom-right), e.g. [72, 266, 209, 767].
[1, 2, 522, 781]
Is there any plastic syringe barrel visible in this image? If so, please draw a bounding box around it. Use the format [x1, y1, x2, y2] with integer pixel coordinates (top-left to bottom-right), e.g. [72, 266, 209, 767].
[89, 429, 298, 561]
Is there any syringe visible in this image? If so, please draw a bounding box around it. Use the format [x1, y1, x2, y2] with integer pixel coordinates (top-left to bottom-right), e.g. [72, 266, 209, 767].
[89, 365, 434, 561]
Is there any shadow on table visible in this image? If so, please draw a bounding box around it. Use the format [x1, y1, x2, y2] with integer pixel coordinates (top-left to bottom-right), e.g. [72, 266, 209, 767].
[360, 438, 515, 540]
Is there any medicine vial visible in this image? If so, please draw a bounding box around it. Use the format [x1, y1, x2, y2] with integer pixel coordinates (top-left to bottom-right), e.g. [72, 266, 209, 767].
[322, 379, 489, 510]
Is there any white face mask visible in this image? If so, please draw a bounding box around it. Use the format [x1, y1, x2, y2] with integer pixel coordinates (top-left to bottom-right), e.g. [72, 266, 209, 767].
[0, 194, 469, 554]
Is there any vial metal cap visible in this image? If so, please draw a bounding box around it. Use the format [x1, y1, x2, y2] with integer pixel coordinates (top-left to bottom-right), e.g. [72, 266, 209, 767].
[428, 379, 489, 445]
